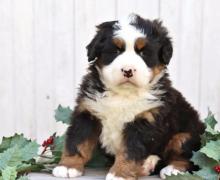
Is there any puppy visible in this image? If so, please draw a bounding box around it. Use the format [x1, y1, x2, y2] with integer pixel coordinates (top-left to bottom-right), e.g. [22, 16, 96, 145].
[53, 14, 205, 180]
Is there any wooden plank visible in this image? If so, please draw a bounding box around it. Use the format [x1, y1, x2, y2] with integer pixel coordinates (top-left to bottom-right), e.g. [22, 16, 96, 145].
[33, 0, 56, 143]
[172, 0, 203, 109]
[53, 0, 75, 135]
[136, 0, 160, 19]
[74, 0, 96, 103]
[199, 0, 220, 123]
[0, 0, 15, 138]
[94, 0, 116, 24]
[116, 0, 137, 18]
[159, 0, 182, 88]
[12, 0, 35, 138]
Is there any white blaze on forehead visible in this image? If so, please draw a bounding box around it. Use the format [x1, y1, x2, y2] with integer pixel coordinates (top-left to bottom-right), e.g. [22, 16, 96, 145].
[113, 15, 145, 49]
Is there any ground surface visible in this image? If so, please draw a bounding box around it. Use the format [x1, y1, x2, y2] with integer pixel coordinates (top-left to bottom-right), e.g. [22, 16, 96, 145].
[28, 168, 161, 180]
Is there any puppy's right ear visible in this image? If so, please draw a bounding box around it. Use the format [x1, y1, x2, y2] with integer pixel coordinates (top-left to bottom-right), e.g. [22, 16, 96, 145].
[86, 21, 118, 62]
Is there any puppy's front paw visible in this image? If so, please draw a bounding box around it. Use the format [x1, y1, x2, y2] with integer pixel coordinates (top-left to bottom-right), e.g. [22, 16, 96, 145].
[141, 155, 160, 176]
[53, 166, 82, 178]
[160, 165, 183, 179]
[106, 173, 125, 180]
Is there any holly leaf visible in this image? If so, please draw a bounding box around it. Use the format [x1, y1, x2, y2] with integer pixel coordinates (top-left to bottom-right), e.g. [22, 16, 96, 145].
[194, 167, 218, 180]
[205, 111, 217, 129]
[191, 151, 218, 168]
[205, 124, 219, 135]
[20, 141, 39, 161]
[165, 173, 202, 180]
[200, 140, 220, 161]
[51, 135, 65, 163]
[54, 105, 72, 124]
[0, 146, 22, 170]
[1, 166, 17, 180]
[0, 134, 29, 153]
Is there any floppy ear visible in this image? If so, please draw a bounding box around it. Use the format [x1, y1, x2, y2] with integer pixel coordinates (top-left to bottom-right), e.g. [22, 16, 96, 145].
[151, 20, 173, 65]
[86, 21, 118, 62]
[159, 37, 173, 65]
[86, 32, 103, 62]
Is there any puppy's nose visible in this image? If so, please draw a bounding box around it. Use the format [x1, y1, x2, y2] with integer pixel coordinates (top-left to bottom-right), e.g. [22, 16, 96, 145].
[121, 68, 135, 78]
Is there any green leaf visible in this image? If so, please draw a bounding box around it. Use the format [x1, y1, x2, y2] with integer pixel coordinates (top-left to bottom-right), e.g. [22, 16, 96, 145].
[205, 111, 217, 129]
[51, 135, 65, 163]
[200, 140, 220, 161]
[0, 134, 29, 153]
[1, 166, 17, 180]
[0, 146, 22, 170]
[191, 151, 218, 168]
[20, 141, 39, 161]
[194, 167, 218, 180]
[17, 163, 45, 174]
[54, 105, 72, 124]
[165, 173, 202, 180]
[205, 124, 219, 135]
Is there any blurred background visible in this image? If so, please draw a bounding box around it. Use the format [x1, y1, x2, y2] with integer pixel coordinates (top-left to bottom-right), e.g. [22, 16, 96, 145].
[0, 0, 220, 143]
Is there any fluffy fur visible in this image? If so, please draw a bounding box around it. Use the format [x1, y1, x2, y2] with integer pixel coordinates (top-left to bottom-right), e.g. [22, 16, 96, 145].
[53, 14, 205, 180]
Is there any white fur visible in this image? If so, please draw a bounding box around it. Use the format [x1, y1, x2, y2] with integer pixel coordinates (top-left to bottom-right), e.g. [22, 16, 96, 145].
[84, 15, 166, 155]
[84, 72, 164, 155]
[52, 166, 82, 178]
[106, 173, 125, 180]
[101, 16, 150, 89]
[142, 155, 160, 175]
[160, 165, 183, 179]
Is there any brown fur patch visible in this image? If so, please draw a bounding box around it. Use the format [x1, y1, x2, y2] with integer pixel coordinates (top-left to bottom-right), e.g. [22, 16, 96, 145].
[112, 38, 125, 49]
[165, 133, 191, 154]
[152, 65, 165, 77]
[109, 147, 141, 179]
[59, 138, 98, 172]
[135, 37, 147, 50]
[136, 108, 159, 123]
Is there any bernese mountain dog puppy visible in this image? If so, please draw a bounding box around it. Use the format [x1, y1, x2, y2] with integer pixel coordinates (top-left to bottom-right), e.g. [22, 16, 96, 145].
[53, 14, 205, 180]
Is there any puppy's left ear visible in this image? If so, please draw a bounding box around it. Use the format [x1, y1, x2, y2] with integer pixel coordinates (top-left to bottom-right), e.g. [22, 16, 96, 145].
[159, 37, 173, 65]
[152, 20, 173, 65]
[86, 31, 103, 62]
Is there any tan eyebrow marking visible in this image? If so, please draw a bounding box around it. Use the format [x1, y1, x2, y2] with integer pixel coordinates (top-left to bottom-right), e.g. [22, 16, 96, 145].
[135, 37, 147, 50]
[112, 38, 125, 49]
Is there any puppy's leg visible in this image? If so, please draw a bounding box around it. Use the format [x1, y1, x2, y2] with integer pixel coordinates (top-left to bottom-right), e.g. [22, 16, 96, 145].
[106, 120, 163, 180]
[106, 149, 142, 180]
[53, 111, 101, 178]
[160, 133, 200, 179]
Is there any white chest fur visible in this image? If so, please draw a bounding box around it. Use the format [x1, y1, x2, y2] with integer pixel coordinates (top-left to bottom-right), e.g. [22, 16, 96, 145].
[83, 89, 163, 155]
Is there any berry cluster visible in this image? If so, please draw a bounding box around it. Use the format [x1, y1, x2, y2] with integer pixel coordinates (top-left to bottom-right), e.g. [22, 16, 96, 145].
[214, 165, 220, 173]
[42, 136, 54, 147]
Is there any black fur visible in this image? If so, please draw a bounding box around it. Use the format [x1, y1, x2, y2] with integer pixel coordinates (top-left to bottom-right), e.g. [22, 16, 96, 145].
[65, 110, 102, 156]
[64, 14, 205, 176]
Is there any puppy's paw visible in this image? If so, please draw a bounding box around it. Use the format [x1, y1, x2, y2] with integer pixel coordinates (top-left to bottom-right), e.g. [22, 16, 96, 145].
[68, 168, 83, 178]
[141, 155, 160, 176]
[53, 166, 82, 178]
[106, 173, 125, 180]
[160, 165, 183, 179]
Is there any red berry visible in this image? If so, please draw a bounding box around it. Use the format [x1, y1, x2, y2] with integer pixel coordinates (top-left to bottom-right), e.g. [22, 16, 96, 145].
[214, 165, 220, 173]
[42, 140, 47, 147]
[46, 137, 54, 145]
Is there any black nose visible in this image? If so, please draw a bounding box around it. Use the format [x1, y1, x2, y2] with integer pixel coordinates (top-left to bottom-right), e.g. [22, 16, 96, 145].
[121, 68, 134, 78]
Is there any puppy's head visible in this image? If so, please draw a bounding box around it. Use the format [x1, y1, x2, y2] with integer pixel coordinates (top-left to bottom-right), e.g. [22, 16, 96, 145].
[87, 14, 172, 90]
